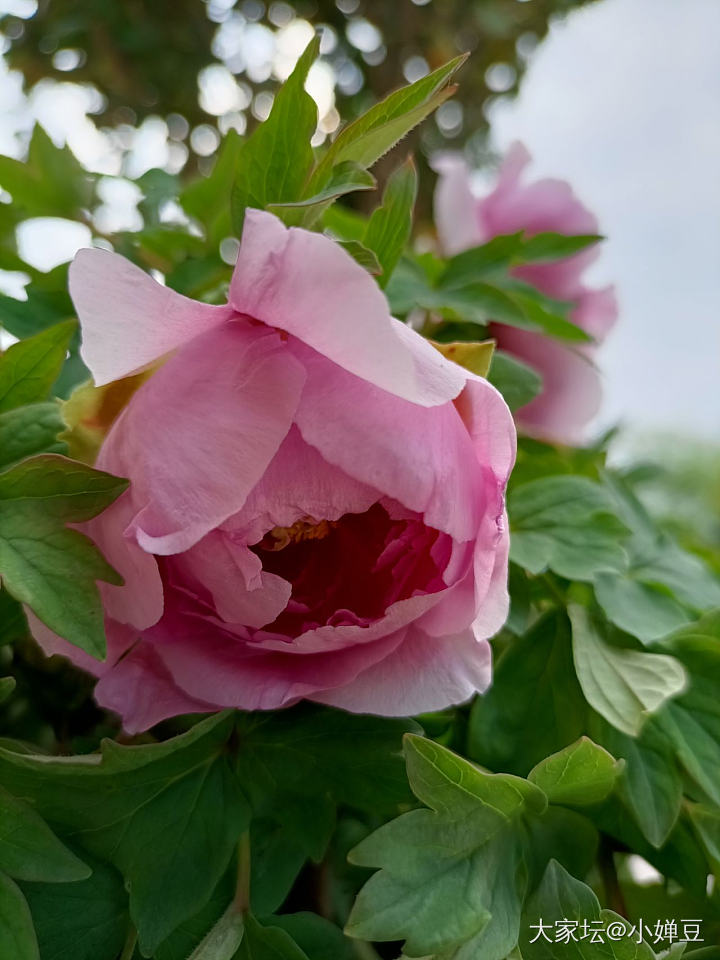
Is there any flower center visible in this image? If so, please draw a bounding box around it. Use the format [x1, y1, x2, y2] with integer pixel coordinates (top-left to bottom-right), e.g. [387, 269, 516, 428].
[251, 502, 450, 638]
[257, 518, 336, 552]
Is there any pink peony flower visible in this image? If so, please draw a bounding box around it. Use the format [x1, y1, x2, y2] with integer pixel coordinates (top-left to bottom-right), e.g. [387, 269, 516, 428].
[434, 143, 618, 445]
[29, 210, 516, 732]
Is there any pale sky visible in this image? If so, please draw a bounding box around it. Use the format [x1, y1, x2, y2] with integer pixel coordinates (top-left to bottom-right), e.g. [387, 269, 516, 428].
[488, 0, 720, 440]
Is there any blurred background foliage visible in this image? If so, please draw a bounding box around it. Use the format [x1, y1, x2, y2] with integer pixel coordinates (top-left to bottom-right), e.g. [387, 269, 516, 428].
[1, 0, 602, 182]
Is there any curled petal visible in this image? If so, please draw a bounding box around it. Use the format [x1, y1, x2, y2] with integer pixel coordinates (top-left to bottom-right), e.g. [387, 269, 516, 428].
[69, 248, 233, 386]
[229, 209, 465, 407]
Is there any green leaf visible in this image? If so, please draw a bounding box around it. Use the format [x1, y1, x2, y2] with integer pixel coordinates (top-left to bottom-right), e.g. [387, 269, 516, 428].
[0, 871, 39, 960]
[505, 285, 593, 342]
[265, 914, 354, 960]
[570, 606, 687, 737]
[231, 37, 319, 232]
[0, 125, 91, 218]
[186, 902, 244, 960]
[336, 239, 382, 275]
[469, 611, 586, 776]
[520, 233, 603, 263]
[0, 677, 15, 702]
[0, 712, 248, 956]
[688, 804, 720, 867]
[588, 713, 682, 848]
[0, 785, 90, 882]
[440, 234, 525, 287]
[0, 287, 73, 341]
[528, 738, 621, 807]
[0, 402, 67, 470]
[654, 612, 720, 806]
[0, 455, 128, 658]
[311, 55, 466, 188]
[236, 914, 310, 960]
[20, 849, 130, 960]
[154, 865, 235, 960]
[594, 576, 691, 645]
[597, 476, 720, 641]
[136, 167, 180, 225]
[346, 735, 546, 959]
[520, 860, 656, 959]
[362, 156, 418, 287]
[509, 476, 629, 580]
[236, 706, 417, 817]
[250, 793, 334, 915]
[268, 161, 375, 221]
[525, 806, 599, 890]
[520, 859, 602, 958]
[0, 588, 27, 646]
[181, 129, 243, 244]
[487, 350, 543, 411]
[0, 320, 76, 412]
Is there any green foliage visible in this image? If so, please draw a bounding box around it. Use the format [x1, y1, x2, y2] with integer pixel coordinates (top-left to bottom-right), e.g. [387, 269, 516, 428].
[509, 476, 629, 580]
[570, 606, 687, 737]
[310, 55, 466, 191]
[0, 126, 91, 219]
[528, 738, 621, 807]
[230, 38, 319, 233]
[0, 320, 75, 413]
[487, 350, 543, 411]
[0, 455, 127, 658]
[0, 785, 89, 883]
[20, 850, 130, 960]
[0, 871, 39, 960]
[469, 611, 587, 776]
[362, 156, 418, 287]
[0, 713, 247, 955]
[346, 735, 547, 959]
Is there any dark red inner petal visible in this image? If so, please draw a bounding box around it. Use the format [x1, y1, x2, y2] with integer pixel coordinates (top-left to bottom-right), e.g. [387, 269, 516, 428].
[250, 502, 448, 637]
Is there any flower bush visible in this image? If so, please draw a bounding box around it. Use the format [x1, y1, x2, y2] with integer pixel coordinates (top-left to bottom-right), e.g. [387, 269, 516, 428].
[0, 34, 719, 960]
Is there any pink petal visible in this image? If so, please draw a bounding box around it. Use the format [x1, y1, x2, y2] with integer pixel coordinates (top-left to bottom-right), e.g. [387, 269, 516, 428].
[170, 532, 291, 628]
[142, 609, 407, 711]
[228, 209, 465, 407]
[224, 425, 381, 545]
[471, 521, 511, 641]
[496, 325, 603, 445]
[81, 490, 163, 630]
[26, 611, 136, 676]
[98, 322, 305, 555]
[573, 285, 618, 342]
[312, 625, 493, 716]
[292, 346, 484, 542]
[248, 584, 452, 656]
[431, 154, 484, 255]
[94, 642, 217, 734]
[453, 375, 517, 484]
[69, 248, 233, 386]
[479, 141, 599, 240]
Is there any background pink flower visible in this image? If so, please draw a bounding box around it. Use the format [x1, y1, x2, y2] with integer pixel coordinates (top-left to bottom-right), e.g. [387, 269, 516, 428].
[29, 210, 516, 733]
[434, 143, 618, 445]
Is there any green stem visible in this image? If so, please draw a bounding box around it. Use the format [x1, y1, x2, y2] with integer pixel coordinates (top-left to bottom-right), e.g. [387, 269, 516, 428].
[118, 925, 137, 960]
[233, 830, 251, 914]
[599, 838, 627, 917]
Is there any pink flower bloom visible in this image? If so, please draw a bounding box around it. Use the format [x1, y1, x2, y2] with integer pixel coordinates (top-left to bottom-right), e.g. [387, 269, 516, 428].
[29, 210, 516, 732]
[434, 143, 618, 445]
